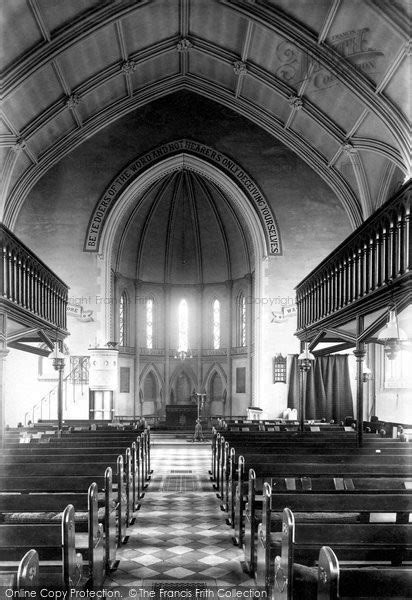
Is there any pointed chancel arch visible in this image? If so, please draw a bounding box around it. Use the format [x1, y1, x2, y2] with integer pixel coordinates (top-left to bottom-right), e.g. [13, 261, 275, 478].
[94, 146, 273, 403]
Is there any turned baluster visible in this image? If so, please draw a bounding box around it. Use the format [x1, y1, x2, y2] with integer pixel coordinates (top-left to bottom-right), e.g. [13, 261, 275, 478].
[396, 211, 405, 276]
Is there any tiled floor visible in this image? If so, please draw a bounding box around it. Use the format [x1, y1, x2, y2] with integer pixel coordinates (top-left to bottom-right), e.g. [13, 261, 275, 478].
[106, 441, 255, 589]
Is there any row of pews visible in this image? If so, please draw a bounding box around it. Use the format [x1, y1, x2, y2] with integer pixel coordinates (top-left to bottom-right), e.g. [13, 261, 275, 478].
[0, 424, 152, 591]
[211, 423, 412, 599]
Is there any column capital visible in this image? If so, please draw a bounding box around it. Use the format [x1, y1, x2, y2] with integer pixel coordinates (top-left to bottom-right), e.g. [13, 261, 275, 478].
[353, 349, 366, 359]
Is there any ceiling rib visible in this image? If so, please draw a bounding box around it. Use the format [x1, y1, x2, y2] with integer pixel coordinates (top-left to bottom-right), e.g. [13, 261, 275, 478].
[185, 171, 204, 284]
[1, 0, 151, 95]
[193, 173, 232, 281]
[135, 175, 178, 279]
[350, 153, 373, 218]
[375, 43, 409, 94]
[3, 75, 364, 230]
[27, 0, 51, 43]
[318, 0, 342, 44]
[203, 176, 252, 273]
[375, 162, 397, 209]
[220, 0, 409, 162]
[364, 0, 410, 37]
[1, 0, 407, 231]
[164, 172, 184, 284]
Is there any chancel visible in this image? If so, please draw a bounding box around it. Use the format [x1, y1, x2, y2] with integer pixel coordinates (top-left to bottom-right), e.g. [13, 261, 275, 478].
[0, 0, 411, 596]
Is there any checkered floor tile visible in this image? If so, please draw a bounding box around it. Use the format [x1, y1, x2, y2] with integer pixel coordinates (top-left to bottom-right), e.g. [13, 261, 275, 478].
[107, 442, 255, 588]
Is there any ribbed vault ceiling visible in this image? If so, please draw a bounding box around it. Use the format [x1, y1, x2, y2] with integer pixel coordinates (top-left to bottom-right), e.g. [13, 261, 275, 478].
[115, 168, 253, 284]
[1, 0, 410, 228]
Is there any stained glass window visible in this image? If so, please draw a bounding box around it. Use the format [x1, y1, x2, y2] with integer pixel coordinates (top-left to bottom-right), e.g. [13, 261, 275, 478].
[213, 299, 221, 349]
[178, 299, 189, 352]
[146, 298, 153, 349]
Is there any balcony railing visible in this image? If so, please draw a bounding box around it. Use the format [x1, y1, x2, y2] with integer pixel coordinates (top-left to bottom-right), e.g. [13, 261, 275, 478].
[296, 182, 411, 332]
[1, 224, 68, 331]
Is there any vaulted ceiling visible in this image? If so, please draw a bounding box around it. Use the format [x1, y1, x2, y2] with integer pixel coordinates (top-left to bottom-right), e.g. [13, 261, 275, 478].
[114, 168, 253, 284]
[1, 0, 410, 229]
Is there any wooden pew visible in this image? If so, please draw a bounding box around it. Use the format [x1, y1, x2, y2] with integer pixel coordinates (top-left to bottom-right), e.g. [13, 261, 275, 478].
[0, 444, 142, 510]
[0, 549, 39, 590]
[212, 431, 365, 492]
[2, 439, 145, 508]
[221, 443, 412, 517]
[0, 483, 105, 587]
[0, 452, 135, 527]
[234, 456, 412, 543]
[221, 442, 412, 514]
[228, 452, 412, 534]
[0, 461, 125, 547]
[257, 486, 412, 597]
[245, 472, 412, 579]
[317, 545, 412, 600]
[212, 429, 404, 484]
[272, 505, 412, 600]
[0, 505, 84, 590]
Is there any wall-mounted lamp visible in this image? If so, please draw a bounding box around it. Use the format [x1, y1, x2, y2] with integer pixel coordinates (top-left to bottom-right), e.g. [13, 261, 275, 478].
[298, 342, 315, 372]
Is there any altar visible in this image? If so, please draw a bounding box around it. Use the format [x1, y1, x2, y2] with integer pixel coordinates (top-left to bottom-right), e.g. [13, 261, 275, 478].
[166, 404, 198, 428]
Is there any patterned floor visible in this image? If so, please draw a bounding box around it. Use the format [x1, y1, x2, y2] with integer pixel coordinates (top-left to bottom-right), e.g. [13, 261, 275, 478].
[106, 441, 256, 591]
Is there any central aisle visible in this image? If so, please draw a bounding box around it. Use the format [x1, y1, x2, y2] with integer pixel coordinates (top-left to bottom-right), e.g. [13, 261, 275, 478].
[107, 441, 256, 589]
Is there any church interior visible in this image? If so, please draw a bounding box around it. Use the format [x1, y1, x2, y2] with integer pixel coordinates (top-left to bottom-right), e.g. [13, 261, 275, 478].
[0, 0, 411, 596]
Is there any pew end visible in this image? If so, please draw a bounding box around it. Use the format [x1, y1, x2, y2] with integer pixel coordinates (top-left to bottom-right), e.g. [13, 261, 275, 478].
[0, 549, 39, 591]
[317, 546, 339, 600]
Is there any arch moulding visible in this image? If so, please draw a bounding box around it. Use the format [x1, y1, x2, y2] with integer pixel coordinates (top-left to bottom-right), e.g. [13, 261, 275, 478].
[93, 141, 277, 406]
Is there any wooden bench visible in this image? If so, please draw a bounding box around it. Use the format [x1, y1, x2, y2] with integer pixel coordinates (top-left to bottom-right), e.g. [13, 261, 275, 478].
[0, 482, 106, 586]
[212, 431, 364, 492]
[243, 470, 412, 575]
[257, 486, 412, 598]
[228, 453, 412, 535]
[0, 504, 84, 590]
[2, 439, 147, 507]
[234, 454, 412, 536]
[317, 545, 412, 599]
[0, 452, 136, 527]
[221, 445, 412, 522]
[0, 549, 39, 591]
[272, 505, 412, 600]
[0, 461, 125, 547]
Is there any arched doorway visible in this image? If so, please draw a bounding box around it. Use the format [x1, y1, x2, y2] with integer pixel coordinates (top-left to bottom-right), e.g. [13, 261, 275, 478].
[142, 371, 157, 415]
[209, 371, 224, 417]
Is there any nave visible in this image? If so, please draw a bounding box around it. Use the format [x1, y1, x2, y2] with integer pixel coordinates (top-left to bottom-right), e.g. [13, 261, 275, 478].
[107, 440, 255, 590]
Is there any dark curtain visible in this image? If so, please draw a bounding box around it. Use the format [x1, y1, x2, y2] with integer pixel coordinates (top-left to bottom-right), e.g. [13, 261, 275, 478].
[287, 354, 353, 423]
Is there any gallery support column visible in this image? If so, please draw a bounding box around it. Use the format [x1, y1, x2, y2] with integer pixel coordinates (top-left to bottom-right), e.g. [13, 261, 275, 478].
[353, 347, 366, 447]
[354, 315, 365, 447]
[53, 347, 65, 432]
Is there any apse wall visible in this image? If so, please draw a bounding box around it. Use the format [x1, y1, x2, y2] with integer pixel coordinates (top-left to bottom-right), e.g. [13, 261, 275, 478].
[10, 91, 352, 419]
